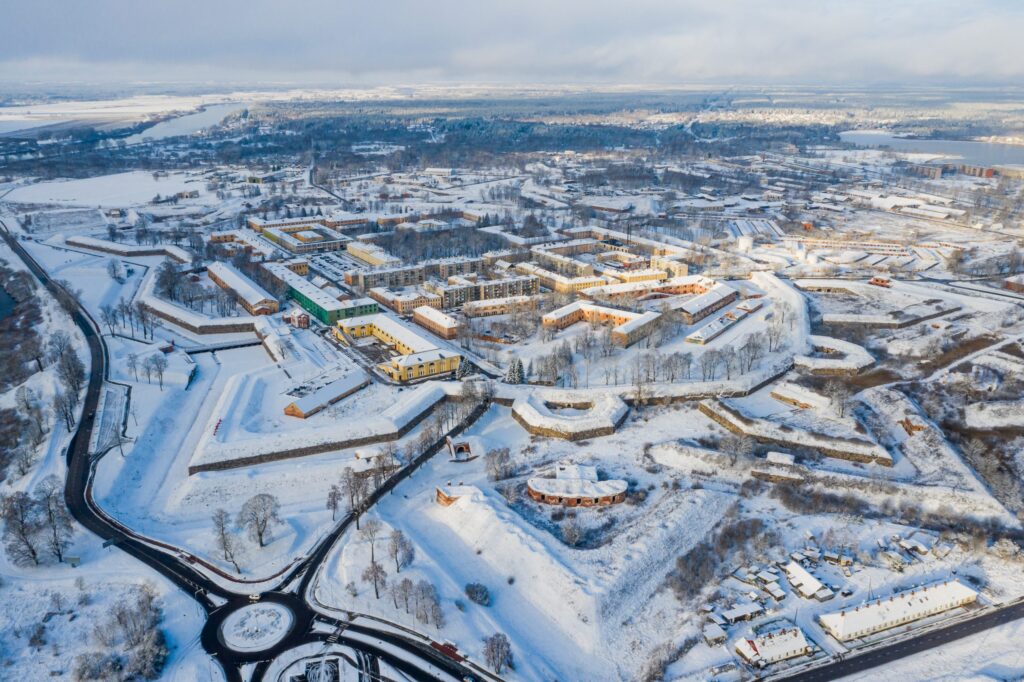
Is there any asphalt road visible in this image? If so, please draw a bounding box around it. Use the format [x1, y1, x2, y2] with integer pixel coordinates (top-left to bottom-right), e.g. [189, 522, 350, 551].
[1, 223, 481, 682]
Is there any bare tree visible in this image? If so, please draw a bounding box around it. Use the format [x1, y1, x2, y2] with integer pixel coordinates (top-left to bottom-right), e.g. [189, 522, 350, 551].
[678, 351, 693, 380]
[47, 330, 72, 363]
[100, 304, 118, 334]
[388, 529, 415, 573]
[34, 475, 73, 563]
[720, 347, 739, 380]
[57, 348, 86, 396]
[340, 468, 368, 528]
[776, 301, 793, 327]
[823, 380, 852, 417]
[699, 349, 720, 381]
[484, 447, 512, 481]
[134, 302, 154, 339]
[212, 508, 241, 572]
[483, 632, 513, 674]
[632, 353, 649, 407]
[150, 354, 168, 390]
[562, 518, 582, 547]
[10, 446, 35, 478]
[738, 332, 767, 372]
[16, 385, 46, 446]
[237, 494, 281, 548]
[1, 491, 42, 566]
[361, 561, 388, 600]
[395, 577, 414, 613]
[52, 390, 77, 431]
[326, 484, 341, 521]
[766, 316, 785, 352]
[126, 353, 139, 381]
[359, 517, 383, 563]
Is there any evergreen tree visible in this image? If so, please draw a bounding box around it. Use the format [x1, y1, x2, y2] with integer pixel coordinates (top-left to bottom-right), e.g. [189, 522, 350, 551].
[504, 358, 524, 384]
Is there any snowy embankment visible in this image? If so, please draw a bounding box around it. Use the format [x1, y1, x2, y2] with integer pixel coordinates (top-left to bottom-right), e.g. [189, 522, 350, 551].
[66, 234, 193, 263]
[510, 390, 628, 439]
[860, 388, 998, 498]
[794, 335, 875, 374]
[699, 398, 893, 465]
[189, 380, 455, 472]
[136, 265, 259, 334]
[964, 399, 1024, 430]
[651, 440, 1016, 527]
[424, 486, 730, 653]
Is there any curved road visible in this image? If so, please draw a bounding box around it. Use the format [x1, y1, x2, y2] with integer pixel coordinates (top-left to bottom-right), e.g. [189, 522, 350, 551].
[1, 222, 485, 682]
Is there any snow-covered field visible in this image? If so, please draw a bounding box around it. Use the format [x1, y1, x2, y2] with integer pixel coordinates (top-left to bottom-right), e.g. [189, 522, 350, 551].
[6, 171, 210, 207]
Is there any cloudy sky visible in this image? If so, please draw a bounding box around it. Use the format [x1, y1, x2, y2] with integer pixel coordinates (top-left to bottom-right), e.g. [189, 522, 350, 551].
[2, 0, 1023, 86]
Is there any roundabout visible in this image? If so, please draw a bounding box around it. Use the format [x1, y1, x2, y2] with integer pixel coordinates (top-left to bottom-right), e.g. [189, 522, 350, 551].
[220, 602, 295, 653]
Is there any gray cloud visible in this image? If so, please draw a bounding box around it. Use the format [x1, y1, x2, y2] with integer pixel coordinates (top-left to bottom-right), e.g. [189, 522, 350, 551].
[1, 0, 1022, 85]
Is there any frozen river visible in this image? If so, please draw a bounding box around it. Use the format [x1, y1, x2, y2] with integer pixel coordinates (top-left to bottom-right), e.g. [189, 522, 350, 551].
[124, 102, 242, 144]
[840, 130, 1024, 168]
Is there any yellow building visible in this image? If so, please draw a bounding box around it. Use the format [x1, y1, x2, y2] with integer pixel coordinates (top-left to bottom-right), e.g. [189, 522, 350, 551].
[368, 287, 443, 315]
[379, 349, 461, 382]
[514, 262, 606, 293]
[335, 314, 461, 382]
[347, 241, 402, 267]
[608, 268, 667, 284]
[542, 301, 661, 348]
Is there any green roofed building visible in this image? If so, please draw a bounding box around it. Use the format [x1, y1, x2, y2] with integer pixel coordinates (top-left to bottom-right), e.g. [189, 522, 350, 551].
[262, 262, 378, 324]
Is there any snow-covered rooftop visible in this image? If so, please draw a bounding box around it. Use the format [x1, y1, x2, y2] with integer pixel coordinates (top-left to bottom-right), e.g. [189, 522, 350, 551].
[735, 627, 810, 665]
[818, 580, 977, 642]
[207, 262, 276, 308]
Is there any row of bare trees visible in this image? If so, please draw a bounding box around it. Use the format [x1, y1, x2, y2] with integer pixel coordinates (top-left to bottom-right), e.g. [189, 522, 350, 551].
[126, 352, 169, 390]
[99, 297, 157, 340]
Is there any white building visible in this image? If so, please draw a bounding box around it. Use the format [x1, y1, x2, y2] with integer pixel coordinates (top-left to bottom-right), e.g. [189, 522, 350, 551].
[783, 561, 834, 601]
[818, 580, 977, 642]
[735, 627, 811, 667]
[722, 602, 764, 624]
